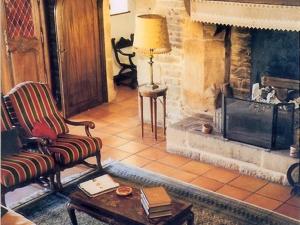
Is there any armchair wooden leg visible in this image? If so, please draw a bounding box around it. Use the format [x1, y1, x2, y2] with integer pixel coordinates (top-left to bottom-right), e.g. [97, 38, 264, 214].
[95, 150, 102, 171]
[82, 152, 102, 171]
[55, 170, 63, 191]
[49, 174, 56, 191]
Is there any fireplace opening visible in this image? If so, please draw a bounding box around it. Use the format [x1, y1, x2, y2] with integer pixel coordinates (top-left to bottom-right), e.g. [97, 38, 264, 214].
[221, 28, 299, 150]
[222, 96, 295, 150]
[191, 27, 300, 150]
[251, 30, 300, 84]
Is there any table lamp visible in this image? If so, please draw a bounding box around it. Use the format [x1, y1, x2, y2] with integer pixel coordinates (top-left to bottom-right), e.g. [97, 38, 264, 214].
[133, 14, 171, 89]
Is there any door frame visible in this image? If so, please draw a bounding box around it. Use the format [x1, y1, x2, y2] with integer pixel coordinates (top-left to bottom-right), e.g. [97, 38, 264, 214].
[53, 0, 108, 117]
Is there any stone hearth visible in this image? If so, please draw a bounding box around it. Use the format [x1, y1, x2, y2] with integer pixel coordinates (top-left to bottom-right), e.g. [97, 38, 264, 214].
[167, 116, 298, 184]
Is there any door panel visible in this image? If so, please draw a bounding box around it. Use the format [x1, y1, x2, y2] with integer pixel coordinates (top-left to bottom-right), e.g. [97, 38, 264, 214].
[2, 0, 49, 92]
[56, 0, 105, 117]
[11, 50, 40, 83]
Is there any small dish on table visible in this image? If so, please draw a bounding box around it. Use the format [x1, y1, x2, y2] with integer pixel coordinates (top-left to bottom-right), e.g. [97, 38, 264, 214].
[116, 186, 133, 196]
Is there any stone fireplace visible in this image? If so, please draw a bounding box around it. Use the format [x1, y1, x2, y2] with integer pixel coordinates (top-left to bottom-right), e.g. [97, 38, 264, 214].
[135, 0, 300, 184]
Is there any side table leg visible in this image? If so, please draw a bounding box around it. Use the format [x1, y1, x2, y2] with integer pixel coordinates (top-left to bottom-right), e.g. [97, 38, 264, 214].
[150, 97, 153, 132]
[187, 211, 194, 225]
[140, 95, 144, 138]
[67, 203, 78, 225]
[154, 97, 157, 140]
[163, 95, 166, 136]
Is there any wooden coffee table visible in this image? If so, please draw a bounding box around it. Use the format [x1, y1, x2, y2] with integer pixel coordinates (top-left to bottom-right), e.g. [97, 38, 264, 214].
[67, 185, 194, 225]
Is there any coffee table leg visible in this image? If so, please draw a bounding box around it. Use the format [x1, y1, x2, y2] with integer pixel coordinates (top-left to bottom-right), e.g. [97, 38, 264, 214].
[67, 203, 78, 225]
[187, 211, 194, 225]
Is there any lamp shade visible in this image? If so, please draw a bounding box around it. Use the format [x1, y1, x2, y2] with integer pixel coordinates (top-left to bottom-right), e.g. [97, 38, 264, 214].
[133, 14, 171, 55]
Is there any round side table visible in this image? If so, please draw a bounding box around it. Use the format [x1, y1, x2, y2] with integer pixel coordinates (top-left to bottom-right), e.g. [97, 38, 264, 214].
[138, 85, 167, 140]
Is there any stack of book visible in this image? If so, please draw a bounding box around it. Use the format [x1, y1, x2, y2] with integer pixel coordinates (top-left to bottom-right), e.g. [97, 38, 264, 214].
[140, 186, 172, 219]
[78, 174, 119, 197]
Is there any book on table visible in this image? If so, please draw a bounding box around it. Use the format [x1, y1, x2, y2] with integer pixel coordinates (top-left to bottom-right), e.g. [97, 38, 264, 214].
[78, 174, 119, 197]
[140, 186, 172, 218]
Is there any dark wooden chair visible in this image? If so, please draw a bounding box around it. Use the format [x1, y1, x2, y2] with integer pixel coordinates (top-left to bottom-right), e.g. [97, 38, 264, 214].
[111, 33, 137, 89]
[1, 96, 56, 206]
[4, 81, 102, 190]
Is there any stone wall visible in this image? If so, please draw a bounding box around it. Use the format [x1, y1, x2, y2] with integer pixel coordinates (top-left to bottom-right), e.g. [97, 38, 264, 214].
[135, 0, 187, 123]
[135, 0, 251, 124]
[230, 27, 252, 98]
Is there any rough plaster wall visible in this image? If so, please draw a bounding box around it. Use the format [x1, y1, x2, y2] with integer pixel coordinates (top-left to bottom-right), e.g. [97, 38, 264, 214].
[103, 0, 117, 101]
[110, 0, 136, 40]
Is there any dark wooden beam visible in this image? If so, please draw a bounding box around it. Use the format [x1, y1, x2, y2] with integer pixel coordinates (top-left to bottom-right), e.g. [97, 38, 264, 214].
[208, 0, 300, 6]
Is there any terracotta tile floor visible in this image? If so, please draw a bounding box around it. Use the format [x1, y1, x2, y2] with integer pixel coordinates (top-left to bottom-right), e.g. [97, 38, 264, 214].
[5, 86, 300, 221]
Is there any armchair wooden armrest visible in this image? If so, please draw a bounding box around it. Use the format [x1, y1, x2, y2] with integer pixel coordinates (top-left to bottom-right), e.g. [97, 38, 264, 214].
[64, 118, 95, 137]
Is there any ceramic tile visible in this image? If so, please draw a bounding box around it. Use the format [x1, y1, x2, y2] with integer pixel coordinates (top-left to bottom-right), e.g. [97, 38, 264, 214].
[117, 141, 149, 153]
[101, 149, 132, 162]
[286, 196, 300, 208]
[100, 123, 128, 135]
[190, 176, 224, 192]
[116, 131, 138, 141]
[101, 135, 129, 148]
[202, 167, 240, 184]
[153, 141, 166, 151]
[245, 194, 283, 210]
[158, 154, 191, 167]
[134, 136, 165, 146]
[143, 161, 176, 177]
[256, 182, 291, 202]
[229, 175, 268, 192]
[180, 161, 215, 175]
[275, 203, 300, 220]
[121, 155, 151, 167]
[167, 170, 199, 183]
[137, 147, 168, 160]
[216, 185, 251, 200]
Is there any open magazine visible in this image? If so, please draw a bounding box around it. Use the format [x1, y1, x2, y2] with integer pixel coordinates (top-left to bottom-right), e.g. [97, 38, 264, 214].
[78, 174, 119, 197]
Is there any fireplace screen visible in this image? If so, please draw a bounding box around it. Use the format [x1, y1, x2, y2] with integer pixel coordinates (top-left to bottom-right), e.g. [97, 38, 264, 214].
[222, 97, 294, 150]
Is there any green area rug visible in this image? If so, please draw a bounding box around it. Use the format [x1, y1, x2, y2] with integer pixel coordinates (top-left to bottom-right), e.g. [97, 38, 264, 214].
[17, 161, 298, 225]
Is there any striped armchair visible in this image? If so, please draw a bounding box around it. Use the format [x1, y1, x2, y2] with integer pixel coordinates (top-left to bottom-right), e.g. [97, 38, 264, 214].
[5, 82, 102, 189]
[1, 96, 55, 205]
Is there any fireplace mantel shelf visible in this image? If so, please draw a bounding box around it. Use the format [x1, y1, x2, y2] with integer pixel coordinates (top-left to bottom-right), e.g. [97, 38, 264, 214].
[190, 0, 300, 31]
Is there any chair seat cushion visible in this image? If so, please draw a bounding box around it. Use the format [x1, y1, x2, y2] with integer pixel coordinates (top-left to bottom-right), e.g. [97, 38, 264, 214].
[1, 152, 55, 189]
[48, 134, 102, 165]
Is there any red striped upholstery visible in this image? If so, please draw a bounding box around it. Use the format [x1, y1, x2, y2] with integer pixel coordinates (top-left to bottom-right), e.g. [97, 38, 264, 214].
[1, 96, 13, 131]
[7, 82, 68, 136]
[48, 134, 101, 165]
[1, 151, 55, 188]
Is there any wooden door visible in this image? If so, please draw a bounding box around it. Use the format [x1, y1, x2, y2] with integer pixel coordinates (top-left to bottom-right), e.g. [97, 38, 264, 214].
[1, 0, 50, 93]
[55, 0, 106, 117]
